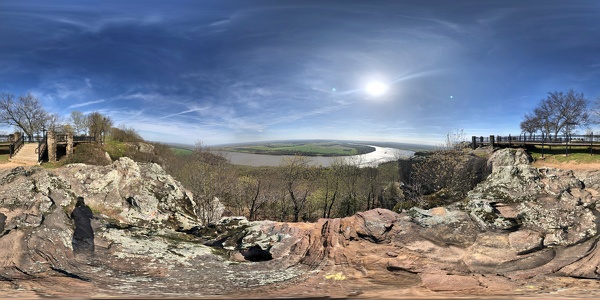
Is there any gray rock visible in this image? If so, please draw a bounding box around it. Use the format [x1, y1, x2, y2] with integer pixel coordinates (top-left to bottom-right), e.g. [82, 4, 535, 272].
[487, 148, 533, 171]
[466, 199, 519, 231]
[58, 157, 207, 229]
[517, 194, 596, 247]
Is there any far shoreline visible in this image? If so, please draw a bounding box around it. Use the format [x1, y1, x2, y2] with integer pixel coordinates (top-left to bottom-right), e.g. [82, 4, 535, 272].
[218, 145, 414, 167]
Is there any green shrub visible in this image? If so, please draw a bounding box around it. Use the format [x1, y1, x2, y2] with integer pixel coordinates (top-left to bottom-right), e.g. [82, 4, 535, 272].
[61, 143, 112, 166]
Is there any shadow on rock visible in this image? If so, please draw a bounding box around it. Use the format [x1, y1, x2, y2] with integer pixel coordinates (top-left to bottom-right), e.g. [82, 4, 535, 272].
[71, 196, 94, 256]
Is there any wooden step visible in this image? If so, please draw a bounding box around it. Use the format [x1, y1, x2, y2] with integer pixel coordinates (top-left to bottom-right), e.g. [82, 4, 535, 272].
[9, 143, 41, 165]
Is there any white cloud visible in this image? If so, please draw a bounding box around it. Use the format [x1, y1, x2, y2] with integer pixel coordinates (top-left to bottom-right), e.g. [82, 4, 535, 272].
[68, 99, 105, 109]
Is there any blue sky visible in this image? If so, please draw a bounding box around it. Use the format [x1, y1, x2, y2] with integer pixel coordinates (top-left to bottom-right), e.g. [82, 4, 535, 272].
[1, 1, 600, 145]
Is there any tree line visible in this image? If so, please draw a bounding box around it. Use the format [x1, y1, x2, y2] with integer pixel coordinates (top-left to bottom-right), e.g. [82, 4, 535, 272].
[155, 142, 489, 224]
[0, 92, 113, 142]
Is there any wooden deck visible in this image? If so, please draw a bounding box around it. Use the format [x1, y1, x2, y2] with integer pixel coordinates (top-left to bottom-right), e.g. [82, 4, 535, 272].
[472, 134, 600, 149]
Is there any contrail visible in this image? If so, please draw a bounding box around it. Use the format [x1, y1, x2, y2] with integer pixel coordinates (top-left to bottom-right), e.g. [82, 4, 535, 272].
[159, 108, 204, 119]
[389, 70, 445, 84]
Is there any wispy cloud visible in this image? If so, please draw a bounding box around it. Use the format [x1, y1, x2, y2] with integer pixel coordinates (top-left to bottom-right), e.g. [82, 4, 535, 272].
[68, 99, 105, 109]
[159, 107, 208, 119]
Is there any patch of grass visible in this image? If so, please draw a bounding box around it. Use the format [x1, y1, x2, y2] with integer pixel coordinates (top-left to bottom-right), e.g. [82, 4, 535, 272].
[222, 142, 375, 156]
[0, 153, 9, 164]
[170, 147, 193, 156]
[103, 139, 133, 160]
[41, 161, 62, 169]
[61, 143, 112, 166]
[528, 145, 600, 164]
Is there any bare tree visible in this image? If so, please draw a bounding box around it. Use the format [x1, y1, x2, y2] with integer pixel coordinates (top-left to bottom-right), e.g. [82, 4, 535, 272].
[0, 93, 49, 140]
[337, 156, 363, 217]
[444, 128, 468, 150]
[524, 89, 589, 139]
[281, 155, 314, 222]
[86, 112, 113, 143]
[70, 111, 87, 134]
[520, 113, 540, 138]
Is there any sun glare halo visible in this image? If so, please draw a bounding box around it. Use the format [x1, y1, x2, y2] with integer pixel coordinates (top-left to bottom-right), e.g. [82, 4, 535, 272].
[365, 81, 388, 97]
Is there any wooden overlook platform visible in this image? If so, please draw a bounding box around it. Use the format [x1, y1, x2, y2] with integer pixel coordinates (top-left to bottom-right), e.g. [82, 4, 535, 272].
[2, 131, 95, 164]
[471, 133, 600, 154]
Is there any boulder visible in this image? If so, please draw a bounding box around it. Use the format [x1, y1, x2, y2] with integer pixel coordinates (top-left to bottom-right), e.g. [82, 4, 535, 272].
[408, 207, 478, 246]
[466, 199, 519, 231]
[487, 148, 533, 170]
[136, 142, 155, 154]
[508, 229, 544, 254]
[517, 194, 597, 247]
[57, 157, 205, 229]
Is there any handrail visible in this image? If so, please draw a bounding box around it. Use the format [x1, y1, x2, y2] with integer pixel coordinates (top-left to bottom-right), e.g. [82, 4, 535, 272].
[73, 135, 95, 143]
[36, 134, 47, 163]
[471, 133, 600, 149]
[9, 134, 24, 158]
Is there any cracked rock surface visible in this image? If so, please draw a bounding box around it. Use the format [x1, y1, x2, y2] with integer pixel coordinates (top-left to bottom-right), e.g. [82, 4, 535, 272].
[1, 153, 600, 298]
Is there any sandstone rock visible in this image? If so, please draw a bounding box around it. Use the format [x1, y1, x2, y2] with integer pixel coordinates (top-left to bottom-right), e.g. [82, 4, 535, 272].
[420, 273, 482, 292]
[408, 207, 478, 246]
[468, 164, 542, 203]
[558, 238, 600, 279]
[466, 199, 519, 231]
[518, 194, 596, 247]
[0, 212, 5, 234]
[58, 157, 204, 229]
[2, 150, 600, 298]
[509, 229, 544, 254]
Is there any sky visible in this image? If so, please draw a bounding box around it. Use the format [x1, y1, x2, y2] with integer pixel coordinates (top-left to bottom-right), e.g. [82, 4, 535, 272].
[1, 0, 600, 146]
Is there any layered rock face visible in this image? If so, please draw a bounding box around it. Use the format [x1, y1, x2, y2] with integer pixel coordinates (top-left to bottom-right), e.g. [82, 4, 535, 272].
[1, 152, 600, 298]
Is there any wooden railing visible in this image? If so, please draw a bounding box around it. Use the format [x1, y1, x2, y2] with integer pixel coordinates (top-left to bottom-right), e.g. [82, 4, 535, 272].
[9, 134, 24, 158]
[74, 135, 95, 143]
[36, 135, 47, 163]
[472, 133, 600, 149]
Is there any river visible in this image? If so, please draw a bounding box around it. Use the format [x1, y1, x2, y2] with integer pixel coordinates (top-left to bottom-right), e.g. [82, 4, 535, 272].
[218, 146, 414, 167]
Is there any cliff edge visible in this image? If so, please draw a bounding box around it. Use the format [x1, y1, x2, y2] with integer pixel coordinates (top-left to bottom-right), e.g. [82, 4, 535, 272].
[0, 152, 599, 298]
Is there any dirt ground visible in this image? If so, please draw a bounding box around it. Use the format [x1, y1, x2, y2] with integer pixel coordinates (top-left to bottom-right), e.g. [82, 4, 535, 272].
[532, 160, 600, 171]
[0, 161, 38, 169]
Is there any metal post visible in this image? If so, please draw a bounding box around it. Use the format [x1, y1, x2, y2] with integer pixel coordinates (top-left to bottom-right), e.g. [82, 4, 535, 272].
[565, 133, 569, 157]
[508, 134, 511, 148]
[471, 136, 477, 150]
[542, 133, 544, 158]
[591, 132, 594, 156]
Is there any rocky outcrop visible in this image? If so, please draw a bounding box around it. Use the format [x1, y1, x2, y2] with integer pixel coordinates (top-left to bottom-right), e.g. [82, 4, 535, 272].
[0, 159, 211, 284]
[58, 157, 203, 229]
[467, 148, 598, 247]
[1, 150, 600, 298]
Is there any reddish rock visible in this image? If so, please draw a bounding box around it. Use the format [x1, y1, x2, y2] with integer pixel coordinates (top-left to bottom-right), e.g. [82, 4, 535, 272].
[509, 229, 544, 254]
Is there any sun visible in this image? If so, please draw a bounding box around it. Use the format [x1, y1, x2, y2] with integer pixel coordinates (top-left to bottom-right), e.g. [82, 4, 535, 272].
[365, 81, 388, 96]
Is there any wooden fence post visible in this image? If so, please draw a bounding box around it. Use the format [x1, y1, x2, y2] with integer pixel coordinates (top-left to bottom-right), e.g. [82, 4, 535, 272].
[542, 133, 545, 158]
[490, 135, 495, 147]
[472, 136, 477, 150]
